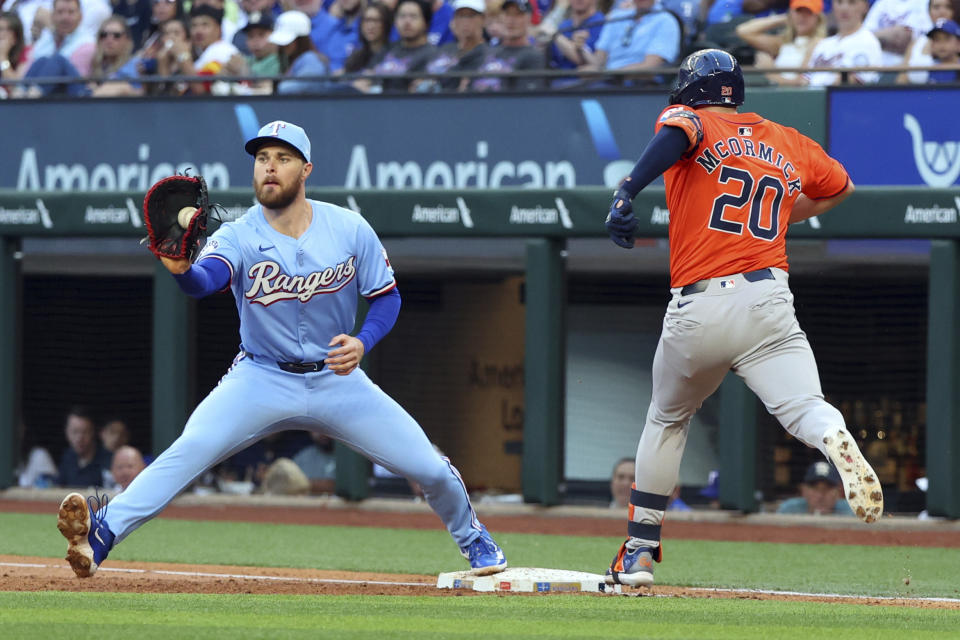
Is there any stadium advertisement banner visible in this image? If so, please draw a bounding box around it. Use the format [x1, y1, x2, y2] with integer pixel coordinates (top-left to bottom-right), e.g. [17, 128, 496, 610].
[829, 88, 960, 188]
[1, 91, 821, 193]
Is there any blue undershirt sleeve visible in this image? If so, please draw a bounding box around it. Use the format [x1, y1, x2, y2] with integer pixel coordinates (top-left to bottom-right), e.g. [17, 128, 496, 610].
[355, 287, 401, 353]
[620, 125, 690, 199]
[171, 258, 232, 298]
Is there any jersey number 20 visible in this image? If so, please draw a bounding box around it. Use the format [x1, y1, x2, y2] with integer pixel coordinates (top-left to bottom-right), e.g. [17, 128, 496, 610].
[708, 167, 784, 241]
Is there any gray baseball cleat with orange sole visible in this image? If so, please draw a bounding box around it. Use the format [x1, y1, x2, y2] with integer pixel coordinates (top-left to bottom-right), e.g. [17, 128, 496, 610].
[822, 428, 884, 523]
[605, 540, 658, 587]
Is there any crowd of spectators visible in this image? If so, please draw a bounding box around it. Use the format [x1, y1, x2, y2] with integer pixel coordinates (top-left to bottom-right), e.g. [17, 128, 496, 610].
[0, 0, 956, 96]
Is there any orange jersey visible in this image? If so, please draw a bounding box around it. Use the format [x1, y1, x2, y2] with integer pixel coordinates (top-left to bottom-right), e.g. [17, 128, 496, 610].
[654, 105, 850, 288]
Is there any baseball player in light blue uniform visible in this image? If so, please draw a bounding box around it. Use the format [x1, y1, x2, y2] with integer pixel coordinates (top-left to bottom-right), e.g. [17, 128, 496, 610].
[56, 121, 507, 579]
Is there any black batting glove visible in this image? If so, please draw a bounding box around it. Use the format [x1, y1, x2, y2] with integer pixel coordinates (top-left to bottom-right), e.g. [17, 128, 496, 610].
[605, 187, 638, 249]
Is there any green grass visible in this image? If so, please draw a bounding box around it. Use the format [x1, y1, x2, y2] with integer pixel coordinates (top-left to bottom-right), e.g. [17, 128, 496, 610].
[1, 592, 958, 639]
[1, 512, 956, 599]
[3, 511, 959, 638]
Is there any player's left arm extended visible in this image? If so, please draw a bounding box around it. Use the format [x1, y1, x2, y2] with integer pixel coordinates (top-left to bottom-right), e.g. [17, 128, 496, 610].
[789, 179, 855, 224]
[169, 257, 232, 298]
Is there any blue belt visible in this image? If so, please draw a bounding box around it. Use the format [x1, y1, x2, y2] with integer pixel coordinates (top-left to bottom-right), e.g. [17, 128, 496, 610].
[679, 268, 774, 296]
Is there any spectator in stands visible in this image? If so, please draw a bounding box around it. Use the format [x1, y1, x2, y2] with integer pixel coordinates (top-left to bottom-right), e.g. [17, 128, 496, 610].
[387, 0, 455, 45]
[98, 417, 130, 453]
[2, 0, 45, 45]
[194, 0, 242, 43]
[190, 3, 241, 88]
[310, 0, 364, 72]
[291, 432, 337, 494]
[233, 0, 280, 53]
[609, 457, 634, 508]
[924, 18, 960, 82]
[0, 11, 29, 80]
[88, 16, 135, 93]
[146, 17, 194, 94]
[142, 0, 184, 48]
[661, 0, 700, 51]
[368, 0, 437, 91]
[58, 406, 112, 488]
[548, 0, 604, 74]
[110, 0, 152, 47]
[341, 0, 392, 80]
[805, 0, 881, 86]
[736, 0, 826, 86]
[777, 461, 855, 516]
[582, 0, 681, 81]
[26, 0, 95, 75]
[426, 0, 454, 45]
[468, 0, 544, 91]
[270, 9, 329, 93]
[863, 0, 934, 68]
[109, 445, 146, 491]
[422, 0, 488, 91]
[16, 420, 58, 489]
[900, 0, 956, 84]
[239, 9, 279, 86]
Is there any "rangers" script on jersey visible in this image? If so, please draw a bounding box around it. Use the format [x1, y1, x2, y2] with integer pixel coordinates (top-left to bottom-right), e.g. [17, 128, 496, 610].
[245, 257, 357, 305]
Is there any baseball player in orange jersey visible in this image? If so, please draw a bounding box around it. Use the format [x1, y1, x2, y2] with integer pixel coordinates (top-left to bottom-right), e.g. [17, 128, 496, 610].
[602, 49, 884, 587]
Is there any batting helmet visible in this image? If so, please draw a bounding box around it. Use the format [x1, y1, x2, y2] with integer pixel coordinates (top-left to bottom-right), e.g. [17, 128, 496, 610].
[668, 49, 744, 108]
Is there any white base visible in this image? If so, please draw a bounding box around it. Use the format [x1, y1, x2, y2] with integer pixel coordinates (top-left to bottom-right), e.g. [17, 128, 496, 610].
[437, 567, 621, 594]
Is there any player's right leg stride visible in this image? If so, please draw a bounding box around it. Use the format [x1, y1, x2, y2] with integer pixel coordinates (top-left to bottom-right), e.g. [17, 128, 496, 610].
[822, 428, 884, 523]
[57, 492, 114, 578]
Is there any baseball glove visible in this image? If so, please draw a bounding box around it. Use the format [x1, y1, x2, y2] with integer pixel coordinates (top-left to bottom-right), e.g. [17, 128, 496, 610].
[142, 173, 210, 261]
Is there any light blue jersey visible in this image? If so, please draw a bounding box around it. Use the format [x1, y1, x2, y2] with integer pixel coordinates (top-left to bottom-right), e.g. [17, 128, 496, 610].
[57, 120, 507, 579]
[200, 201, 396, 362]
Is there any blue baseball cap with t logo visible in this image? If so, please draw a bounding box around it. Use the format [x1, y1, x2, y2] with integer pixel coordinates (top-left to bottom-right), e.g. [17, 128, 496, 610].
[244, 120, 312, 163]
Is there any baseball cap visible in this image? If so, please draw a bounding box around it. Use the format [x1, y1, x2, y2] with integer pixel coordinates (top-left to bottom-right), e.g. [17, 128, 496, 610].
[929, 18, 960, 38]
[789, 0, 823, 14]
[803, 461, 841, 486]
[453, 0, 486, 12]
[245, 121, 312, 163]
[242, 11, 274, 32]
[501, 0, 531, 13]
[268, 10, 312, 47]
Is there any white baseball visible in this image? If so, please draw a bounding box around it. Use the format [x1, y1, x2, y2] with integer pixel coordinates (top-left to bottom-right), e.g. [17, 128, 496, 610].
[178, 206, 197, 228]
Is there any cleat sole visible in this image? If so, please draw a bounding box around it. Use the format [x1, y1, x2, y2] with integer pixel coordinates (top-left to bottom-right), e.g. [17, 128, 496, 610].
[823, 429, 884, 524]
[57, 493, 97, 578]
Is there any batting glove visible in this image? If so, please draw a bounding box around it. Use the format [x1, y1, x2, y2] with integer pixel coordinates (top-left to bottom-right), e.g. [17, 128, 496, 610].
[606, 187, 638, 249]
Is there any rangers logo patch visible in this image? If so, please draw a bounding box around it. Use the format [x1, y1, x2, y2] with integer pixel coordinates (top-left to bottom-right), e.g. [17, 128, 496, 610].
[720, 279, 736, 289]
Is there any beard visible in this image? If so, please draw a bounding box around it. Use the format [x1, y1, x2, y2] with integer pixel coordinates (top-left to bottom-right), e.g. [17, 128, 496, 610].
[254, 178, 300, 210]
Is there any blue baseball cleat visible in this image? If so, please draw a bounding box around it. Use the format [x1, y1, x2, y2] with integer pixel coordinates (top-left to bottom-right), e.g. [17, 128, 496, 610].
[461, 526, 507, 576]
[57, 492, 114, 578]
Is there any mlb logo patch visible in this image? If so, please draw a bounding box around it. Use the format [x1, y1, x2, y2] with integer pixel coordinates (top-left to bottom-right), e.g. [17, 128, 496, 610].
[738, 127, 753, 136]
[720, 280, 736, 289]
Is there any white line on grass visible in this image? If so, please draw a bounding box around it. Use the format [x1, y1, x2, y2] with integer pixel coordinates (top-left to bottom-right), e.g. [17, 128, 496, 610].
[4, 562, 959, 603]
[683, 586, 960, 604]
